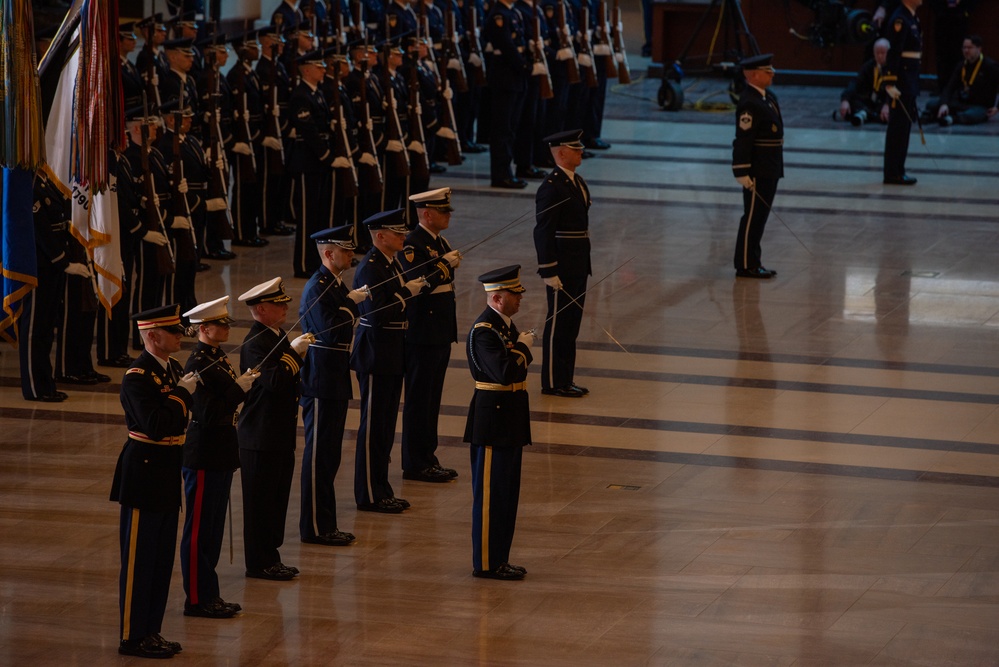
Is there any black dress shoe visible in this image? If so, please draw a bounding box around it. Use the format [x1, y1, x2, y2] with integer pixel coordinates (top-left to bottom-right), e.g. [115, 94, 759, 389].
[82, 371, 112, 383]
[119, 636, 174, 659]
[429, 162, 448, 173]
[213, 597, 241, 613]
[541, 386, 585, 398]
[390, 497, 410, 509]
[883, 175, 917, 185]
[262, 225, 295, 236]
[569, 383, 589, 395]
[584, 138, 611, 150]
[357, 498, 404, 514]
[759, 266, 777, 276]
[232, 236, 269, 247]
[196, 262, 211, 272]
[473, 563, 525, 580]
[245, 564, 296, 580]
[462, 142, 488, 153]
[99, 354, 134, 368]
[515, 166, 546, 180]
[205, 250, 237, 260]
[735, 267, 773, 279]
[25, 391, 69, 403]
[184, 598, 240, 618]
[56, 373, 99, 385]
[150, 634, 183, 654]
[403, 466, 454, 483]
[506, 562, 527, 575]
[491, 178, 528, 189]
[302, 530, 356, 546]
[432, 463, 458, 479]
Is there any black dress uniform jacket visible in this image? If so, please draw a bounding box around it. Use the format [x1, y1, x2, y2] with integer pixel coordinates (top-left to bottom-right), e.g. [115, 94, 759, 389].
[534, 166, 592, 279]
[399, 225, 458, 345]
[483, 0, 529, 92]
[464, 306, 532, 447]
[351, 249, 411, 376]
[237, 321, 304, 451]
[183, 342, 245, 470]
[731, 86, 784, 180]
[287, 80, 336, 175]
[111, 351, 193, 513]
[300, 266, 361, 400]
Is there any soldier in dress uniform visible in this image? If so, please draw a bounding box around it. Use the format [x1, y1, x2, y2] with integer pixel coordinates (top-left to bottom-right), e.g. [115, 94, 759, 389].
[346, 43, 386, 228]
[322, 50, 362, 228]
[228, 30, 268, 247]
[120, 22, 145, 111]
[257, 26, 297, 237]
[465, 265, 534, 581]
[351, 209, 427, 513]
[287, 50, 337, 278]
[533, 129, 591, 397]
[483, 0, 530, 188]
[374, 42, 411, 214]
[112, 304, 198, 659]
[237, 278, 314, 581]
[731, 54, 783, 278]
[385, 0, 420, 41]
[160, 38, 201, 122]
[19, 169, 74, 402]
[882, 0, 922, 185]
[54, 228, 111, 386]
[299, 226, 369, 546]
[136, 14, 169, 102]
[513, 0, 547, 181]
[171, 11, 204, 76]
[538, 0, 574, 166]
[273, 0, 306, 31]
[399, 187, 461, 483]
[179, 297, 258, 619]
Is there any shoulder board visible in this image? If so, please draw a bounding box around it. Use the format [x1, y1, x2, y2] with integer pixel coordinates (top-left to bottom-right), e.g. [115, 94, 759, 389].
[125, 367, 145, 375]
[473, 322, 492, 329]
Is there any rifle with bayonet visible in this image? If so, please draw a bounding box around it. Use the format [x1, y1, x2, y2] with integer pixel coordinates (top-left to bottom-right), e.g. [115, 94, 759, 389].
[576, 4, 598, 88]
[231, 50, 258, 183]
[532, 1, 554, 99]
[139, 18, 163, 110]
[465, 2, 487, 86]
[263, 38, 286, 176]
[380, 44, 411, 178]
[329, 59, 361, 197]
[203, 46, 234, 240]
[169, 99, 199, 263]
[139, 92, 176, 276]
[555, 0, 581, 85]
[405, 51, 431, 182]
[610, 0, 630, 84]
[354, 55, 384, 193]
[442, 1, 468, 93]
[594, 0, 615, 78]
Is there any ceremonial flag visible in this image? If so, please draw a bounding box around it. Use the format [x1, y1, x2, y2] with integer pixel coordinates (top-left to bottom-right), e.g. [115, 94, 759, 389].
[0, 168, 37, 345]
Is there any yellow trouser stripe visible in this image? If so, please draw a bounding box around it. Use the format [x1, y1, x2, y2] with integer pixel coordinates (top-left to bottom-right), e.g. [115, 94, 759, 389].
[122, 508, 140, 640]
[481, 447, 492, 571]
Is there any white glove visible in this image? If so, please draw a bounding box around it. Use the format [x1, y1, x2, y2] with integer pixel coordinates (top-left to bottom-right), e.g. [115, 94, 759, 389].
[405, 277, 426, 296]
[205, 197, 228, 212]
[232, 142, 252, 156]
[347, 288, 369, 304]
[272, 104, 281, 117]
[262, 136, 282, 151]
[443, 249, 461, 267]
[358, 152, 378, 166]
[447, 57, 461, 71]
[528, 39, 536, 51]
[885, 85, 901, 101]
[64, 262, 92, 277]
[468, 52, 482, 68]
[390, 96, 398, 110]
[171, 216, 193, 230]
[215, 156, 226, 170]
[386, 139, 405, 152]
[577, 53, 592, 68]
[366, 118, 374, 131]
[614, 51, 626, 64]
[177, 178, 189, 194]
[517, 331, 535, 347]
[735, 175, 754, 190]
[234, 369, 259, 392]
[531, 61, 548, 76]
[204, 147, 212, 162]
[556, 47, 574, 62]
[442, 85, 454, 100]
[544, 275, 563, 290]
[594, 43, 612, 56]
[562, 25, 572, 37]
[436, 126, 457, 140]
[142, 230, 169, 246]
[152, 193, 160, 208]
[407, 141, 426, 154]
[332, 156, 352, 168]
[177, 371, 199, 394]
[290, 332, 315, 356]
[151, 73, 159, 86]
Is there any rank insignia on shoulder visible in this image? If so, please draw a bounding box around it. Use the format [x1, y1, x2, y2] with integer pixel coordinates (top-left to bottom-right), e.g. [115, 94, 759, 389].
[739, 112, 752, 130]
[894, 18, 902, 32]
[126, 367, 145, 375]
[404, 248, 415, 262]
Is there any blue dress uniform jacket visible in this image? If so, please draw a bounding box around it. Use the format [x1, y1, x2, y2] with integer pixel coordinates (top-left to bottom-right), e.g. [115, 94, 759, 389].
[464, 307, 532, 447]
[534, 166, 591, 280]
[731, 86, 784, 181]
[399, 225, 458, 345]
[238, 322, 304, 450]
[483, 0, 529, 92]
[287, 81, 336, 174]
[351, 249, 411, 376]
[300, 266, 360, 400]
[111, 352, 192, 513]
[182, 342, 245, 470]
[272, 0, 305, 28]
[122, 57, 146, 110]
[160, 69, 200, 116]
[385, 0, 420, 40]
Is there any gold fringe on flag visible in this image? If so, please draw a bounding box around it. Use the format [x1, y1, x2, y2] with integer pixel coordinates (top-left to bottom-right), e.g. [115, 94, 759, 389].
[0, 0, 46, 170]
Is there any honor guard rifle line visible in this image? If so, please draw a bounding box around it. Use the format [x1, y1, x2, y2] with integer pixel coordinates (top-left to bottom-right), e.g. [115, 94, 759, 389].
[524, 255, 636, 355]
[192, 198, 569, 378]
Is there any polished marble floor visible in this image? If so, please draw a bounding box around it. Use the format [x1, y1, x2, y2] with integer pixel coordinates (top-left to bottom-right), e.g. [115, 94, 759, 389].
[2, 72, 999, 665]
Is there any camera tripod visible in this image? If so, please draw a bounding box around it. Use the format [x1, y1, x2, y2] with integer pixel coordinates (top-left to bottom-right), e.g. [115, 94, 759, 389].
[657, 0, 761, 110]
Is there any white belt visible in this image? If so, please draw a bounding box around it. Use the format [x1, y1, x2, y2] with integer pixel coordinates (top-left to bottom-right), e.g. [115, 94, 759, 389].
[313, 342, 350, 352]
[431, 283, 453, 294]
[901, 51, 922, 59]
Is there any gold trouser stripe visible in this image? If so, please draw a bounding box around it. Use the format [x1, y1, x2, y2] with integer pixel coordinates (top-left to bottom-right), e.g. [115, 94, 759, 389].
[481, 447, 492, 571]
[122, 508, 140, 640]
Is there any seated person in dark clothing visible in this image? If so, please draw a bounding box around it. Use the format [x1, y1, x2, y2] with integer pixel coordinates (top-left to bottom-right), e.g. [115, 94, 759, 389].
[927, 35, 999, 126]
[836, 38, 891, 127]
